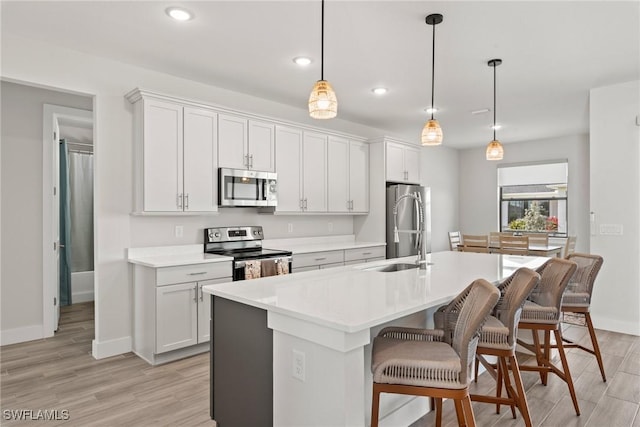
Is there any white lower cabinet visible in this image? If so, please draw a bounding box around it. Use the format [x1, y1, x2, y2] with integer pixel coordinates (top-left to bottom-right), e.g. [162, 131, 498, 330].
[291, 246, 385, 273]
[133, 262, 232, 365]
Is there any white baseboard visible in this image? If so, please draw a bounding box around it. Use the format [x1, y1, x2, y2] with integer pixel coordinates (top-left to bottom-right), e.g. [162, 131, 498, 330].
[591, 315, 640, 336]
[0, 325, 43, 346]
[71, 291, 94, 303]
[379, 396, 429, 427]
[92, 336, 131, 359]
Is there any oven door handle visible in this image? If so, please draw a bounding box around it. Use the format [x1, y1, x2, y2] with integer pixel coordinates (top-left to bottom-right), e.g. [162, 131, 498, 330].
[235, 256, 292, 269]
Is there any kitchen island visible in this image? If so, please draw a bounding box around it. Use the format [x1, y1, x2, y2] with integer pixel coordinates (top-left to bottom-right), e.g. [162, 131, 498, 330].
[203, 251, 548, 427]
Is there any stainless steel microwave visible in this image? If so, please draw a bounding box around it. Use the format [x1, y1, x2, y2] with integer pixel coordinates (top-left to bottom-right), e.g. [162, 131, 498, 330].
[218, 168, 278, 207]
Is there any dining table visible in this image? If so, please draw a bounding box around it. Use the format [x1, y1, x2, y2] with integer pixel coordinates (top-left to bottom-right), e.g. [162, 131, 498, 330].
[458, 243, 564, 257]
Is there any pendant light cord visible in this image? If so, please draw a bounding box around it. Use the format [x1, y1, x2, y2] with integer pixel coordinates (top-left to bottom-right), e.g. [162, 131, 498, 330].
[430, 20, 436, 120]
[493, 62, 497, 140]
[321, 0, 325, 81]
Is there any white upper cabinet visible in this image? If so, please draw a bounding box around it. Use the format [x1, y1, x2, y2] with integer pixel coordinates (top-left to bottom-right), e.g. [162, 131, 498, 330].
[327, 137, 369, 213]
[302, 132, 327, 212]
[274, 126, 303, 212]
[183, 107, 218, 212]
[349, 140, 369, 212]
[385, 141, 421, 184]
[218, 114, 275, 172]
[131, 92, 217, 213]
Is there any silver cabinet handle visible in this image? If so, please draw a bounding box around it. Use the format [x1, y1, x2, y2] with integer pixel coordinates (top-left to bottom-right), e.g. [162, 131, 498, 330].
[249, 154, 254, 169]
[184, 193, 189, 210]
[193, 285, 198, 303]
[188, 271, 207, 276]
[304, 198, 308, 210]
[177, 193, 183, 209]
[199, 286, 204, 302]
[314, 257, 327, 261]
[362, 252, 372, 256]
[244, 154, 249, 169]
[300, 199, 303, 210]
[347, 200, 350, 210]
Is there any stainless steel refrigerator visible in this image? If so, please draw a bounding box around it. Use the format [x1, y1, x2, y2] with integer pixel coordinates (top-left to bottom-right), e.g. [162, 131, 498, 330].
[386, 184, 431, 259]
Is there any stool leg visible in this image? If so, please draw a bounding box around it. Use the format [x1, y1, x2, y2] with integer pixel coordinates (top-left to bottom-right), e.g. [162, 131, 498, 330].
[435, 398, 443, 427]
[554, 329, 580, 415]
[496, 359, 503, 414]
[531, 329, 545, 384]
[371, 385, 380, 427]
[542, 330, 551, 385]
[454, 398, 466, 427]
[499, 356, 517, 419]
[461, 395, 477, 427]
[586, 312, 607, 382]
[510, 354, 533, 427]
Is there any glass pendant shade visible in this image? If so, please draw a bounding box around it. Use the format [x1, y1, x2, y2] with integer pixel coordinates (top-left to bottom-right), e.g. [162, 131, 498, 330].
[486, 139, 504, 160]
[308, 80, 338, 119]
[421, 119, 443, 146]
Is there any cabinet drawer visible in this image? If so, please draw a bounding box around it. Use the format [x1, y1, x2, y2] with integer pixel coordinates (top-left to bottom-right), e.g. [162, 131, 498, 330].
[293, 250, 344, 268]
[156, 262, 232, 286]
[344, 246, 386, 262]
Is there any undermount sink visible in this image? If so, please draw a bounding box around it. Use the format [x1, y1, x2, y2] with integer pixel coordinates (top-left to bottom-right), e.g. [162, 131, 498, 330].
[364, 263, 420, 272]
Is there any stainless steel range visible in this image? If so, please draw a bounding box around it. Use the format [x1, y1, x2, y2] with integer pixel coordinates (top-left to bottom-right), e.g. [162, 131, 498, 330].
[204, 226, 292, 281]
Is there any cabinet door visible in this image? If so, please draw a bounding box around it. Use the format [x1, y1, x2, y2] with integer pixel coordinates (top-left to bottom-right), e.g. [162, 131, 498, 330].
[197, 278, 231, 344]
[404, 145, 421, 184]
[143, 99, 183, 212]
[302, 132, 327, 212]
[218, 114, 248, 170]
[275, 126, 303, 212]
[183, 107, 217, 212]
[248, 120, 275, 172]
[349, 141, 369, 212]
[385, 142, 406, 182]
[156, 283, 198, 353]
[327, 136, 349, 212]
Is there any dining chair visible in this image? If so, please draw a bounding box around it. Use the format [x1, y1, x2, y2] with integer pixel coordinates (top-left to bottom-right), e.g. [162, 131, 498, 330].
[523, 233, 549, 246]
[563, 236, 577, 258]
[561, 253, 606, 381]
[516, 258, 580, 415]
[435, 268, 540, 427]
[499, 235, 529, 255]
[448, 231, 462, 251]
[461, 234, 489, 253]
[489, 232, 503, 248]
[370, 279, 500, 427]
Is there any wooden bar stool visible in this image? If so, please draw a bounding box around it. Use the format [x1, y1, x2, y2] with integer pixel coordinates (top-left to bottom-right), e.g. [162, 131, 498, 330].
[560, 253, 606, 381]
[516, 258, 580, 415]
[461, 234, 489, 253]
[370, 279, 500, 427]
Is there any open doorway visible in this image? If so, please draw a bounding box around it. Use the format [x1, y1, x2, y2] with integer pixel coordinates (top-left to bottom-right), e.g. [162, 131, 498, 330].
[43, 104, 93, 334]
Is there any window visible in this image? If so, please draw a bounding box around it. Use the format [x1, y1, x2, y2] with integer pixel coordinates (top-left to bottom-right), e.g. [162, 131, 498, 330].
[498, 162, 568, 237]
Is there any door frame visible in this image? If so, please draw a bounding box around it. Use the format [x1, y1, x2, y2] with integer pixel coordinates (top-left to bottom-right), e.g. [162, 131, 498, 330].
[42, 104, 93, 337]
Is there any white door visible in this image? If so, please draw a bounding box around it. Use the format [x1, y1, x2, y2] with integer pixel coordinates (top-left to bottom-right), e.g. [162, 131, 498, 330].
[404, 146, 421, 184]
[156, 283, 198, 353]
[349, 140, 369, 212]
[248, 120, 275, 172]
[53, 120, 61, 331]
[197, 278, 231, 343]
[183, 107, 217, 212]
[386, 142, 406, 182]
[218, 114, 248, 170]
[327, 136, 349, 212]
[275, 126, 303, 212]
[302, 132, 327, 212]
[143, 99, 183, 211]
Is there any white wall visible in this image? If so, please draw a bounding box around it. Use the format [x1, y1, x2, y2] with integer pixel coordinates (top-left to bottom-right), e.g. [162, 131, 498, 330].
[589, 80, 640, 336]
[0, 81, 92, 343]
[0, 34, 390, 356]
[458, 134, 590, 253]
[421, 145, 459, 252]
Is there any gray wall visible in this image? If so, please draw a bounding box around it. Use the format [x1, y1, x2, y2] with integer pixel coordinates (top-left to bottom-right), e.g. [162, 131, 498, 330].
[1, 81, 92, 332]
[458, 134, 590, 253]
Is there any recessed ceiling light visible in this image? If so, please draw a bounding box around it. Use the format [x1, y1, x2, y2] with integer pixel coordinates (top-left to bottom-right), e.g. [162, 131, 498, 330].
[491, 124, 502, 130]
[471, 108, 490, 115]
[424, 107, 438, 114]
[293, 57, 312, 66]
[372, 87, 388, 95]
[166, 7, 193, 21]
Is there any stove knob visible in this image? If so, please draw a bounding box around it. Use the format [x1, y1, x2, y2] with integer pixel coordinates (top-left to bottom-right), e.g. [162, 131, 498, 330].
[253, 230, 259, 235]
[214, 232, 221, 238]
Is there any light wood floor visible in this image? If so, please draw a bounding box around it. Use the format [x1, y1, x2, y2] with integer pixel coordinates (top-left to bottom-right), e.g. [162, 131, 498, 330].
[1, 303, 639, 426]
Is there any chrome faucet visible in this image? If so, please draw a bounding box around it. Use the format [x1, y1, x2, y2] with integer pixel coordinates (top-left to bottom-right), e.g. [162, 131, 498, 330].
[393, 192, 427, 269]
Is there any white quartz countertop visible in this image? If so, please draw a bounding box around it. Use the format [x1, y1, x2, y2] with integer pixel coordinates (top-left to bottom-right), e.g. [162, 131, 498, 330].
[128, 253, 232, 268]
[202, 251, 548, 333]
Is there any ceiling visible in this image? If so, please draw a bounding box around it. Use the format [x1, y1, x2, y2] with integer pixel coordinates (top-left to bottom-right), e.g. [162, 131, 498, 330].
[2, 1, 638, 148]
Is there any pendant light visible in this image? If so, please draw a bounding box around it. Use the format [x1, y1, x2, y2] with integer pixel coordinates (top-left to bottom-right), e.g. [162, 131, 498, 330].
[486, 58, 504, 160]
[308, 0, 337, 119]
[421, 13, 444, 146]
